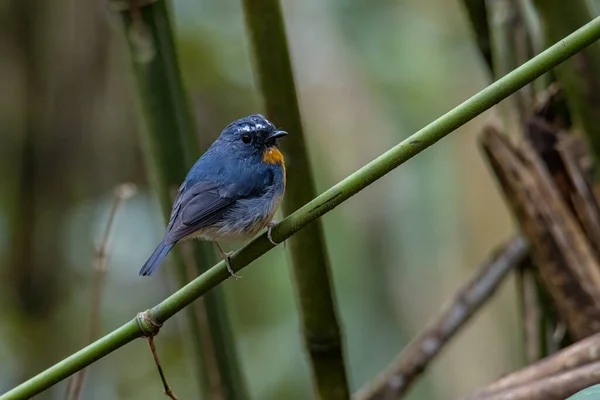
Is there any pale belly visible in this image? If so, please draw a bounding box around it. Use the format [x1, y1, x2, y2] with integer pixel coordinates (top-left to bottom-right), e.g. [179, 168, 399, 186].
[182, 194, 281, 243]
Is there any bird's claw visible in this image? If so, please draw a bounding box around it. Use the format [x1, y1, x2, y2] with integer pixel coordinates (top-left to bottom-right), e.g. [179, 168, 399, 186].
[223, 251, 242, 280]
[215, 242, 242, 279]
[267, 221, 286, 248]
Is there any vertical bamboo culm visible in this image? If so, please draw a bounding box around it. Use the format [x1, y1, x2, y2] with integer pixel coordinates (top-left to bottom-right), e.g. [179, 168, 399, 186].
[114, 1, 247, 398]
[241, 1, 351, 399]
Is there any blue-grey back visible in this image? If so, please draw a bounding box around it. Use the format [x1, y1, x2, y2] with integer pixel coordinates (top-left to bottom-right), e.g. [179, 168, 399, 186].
[186, 144, 284, 199]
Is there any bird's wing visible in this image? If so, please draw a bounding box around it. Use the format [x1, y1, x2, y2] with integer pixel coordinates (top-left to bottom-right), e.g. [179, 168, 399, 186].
[166, 181, 188, 228]
[163, 180, 248, 243]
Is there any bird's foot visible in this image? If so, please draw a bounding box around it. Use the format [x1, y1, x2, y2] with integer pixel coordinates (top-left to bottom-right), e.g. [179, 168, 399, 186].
[267, 220, 286, 248]
[222, 251, 242, 280]
[216, 242, 242, 279]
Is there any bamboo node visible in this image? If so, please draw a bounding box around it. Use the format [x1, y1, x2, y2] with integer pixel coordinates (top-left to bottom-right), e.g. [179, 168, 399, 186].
[136, 310, 163, 337]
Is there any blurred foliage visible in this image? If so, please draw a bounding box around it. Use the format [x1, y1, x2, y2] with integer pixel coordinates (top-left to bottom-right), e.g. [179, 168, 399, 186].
[0, 0, 524, 399]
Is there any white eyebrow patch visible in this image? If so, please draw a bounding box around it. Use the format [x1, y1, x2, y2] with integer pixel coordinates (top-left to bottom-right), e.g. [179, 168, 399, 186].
[240, 122, 267, 132]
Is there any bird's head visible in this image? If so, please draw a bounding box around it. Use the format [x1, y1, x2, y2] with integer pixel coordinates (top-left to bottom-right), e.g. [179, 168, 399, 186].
[216, 114, 288, 160]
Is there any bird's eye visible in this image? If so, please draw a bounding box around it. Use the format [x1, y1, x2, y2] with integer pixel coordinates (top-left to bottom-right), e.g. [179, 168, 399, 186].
[241, 134, 252, 144]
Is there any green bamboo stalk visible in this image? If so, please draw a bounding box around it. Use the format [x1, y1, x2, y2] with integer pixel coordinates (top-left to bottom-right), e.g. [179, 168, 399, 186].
[4, 14, 600, 400]
[533, 0, 600, 170]
[116, 1, 246, 398]
[240, 1, 349, 398]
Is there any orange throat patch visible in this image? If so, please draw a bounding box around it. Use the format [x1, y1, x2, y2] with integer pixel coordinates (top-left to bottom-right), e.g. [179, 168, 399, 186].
[263, 147, 286, 185]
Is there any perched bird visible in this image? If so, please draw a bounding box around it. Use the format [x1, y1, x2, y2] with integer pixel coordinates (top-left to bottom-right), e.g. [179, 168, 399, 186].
[140, 114, 288, 278]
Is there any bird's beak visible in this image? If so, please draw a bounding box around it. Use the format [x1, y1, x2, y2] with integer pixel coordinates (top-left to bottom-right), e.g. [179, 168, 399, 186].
[268, 130, 288, 140]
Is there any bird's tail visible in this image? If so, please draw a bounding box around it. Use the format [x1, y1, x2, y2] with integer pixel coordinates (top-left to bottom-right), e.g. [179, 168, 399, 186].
[139, 239, 174, 276]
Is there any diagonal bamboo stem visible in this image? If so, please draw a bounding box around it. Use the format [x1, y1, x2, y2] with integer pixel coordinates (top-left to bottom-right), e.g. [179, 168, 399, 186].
[241, 0, 349, 398]
[4, 14, 600, 400]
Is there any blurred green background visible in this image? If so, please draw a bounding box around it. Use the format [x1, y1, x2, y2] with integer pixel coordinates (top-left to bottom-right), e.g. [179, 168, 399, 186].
[0, 0, 528, 398]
